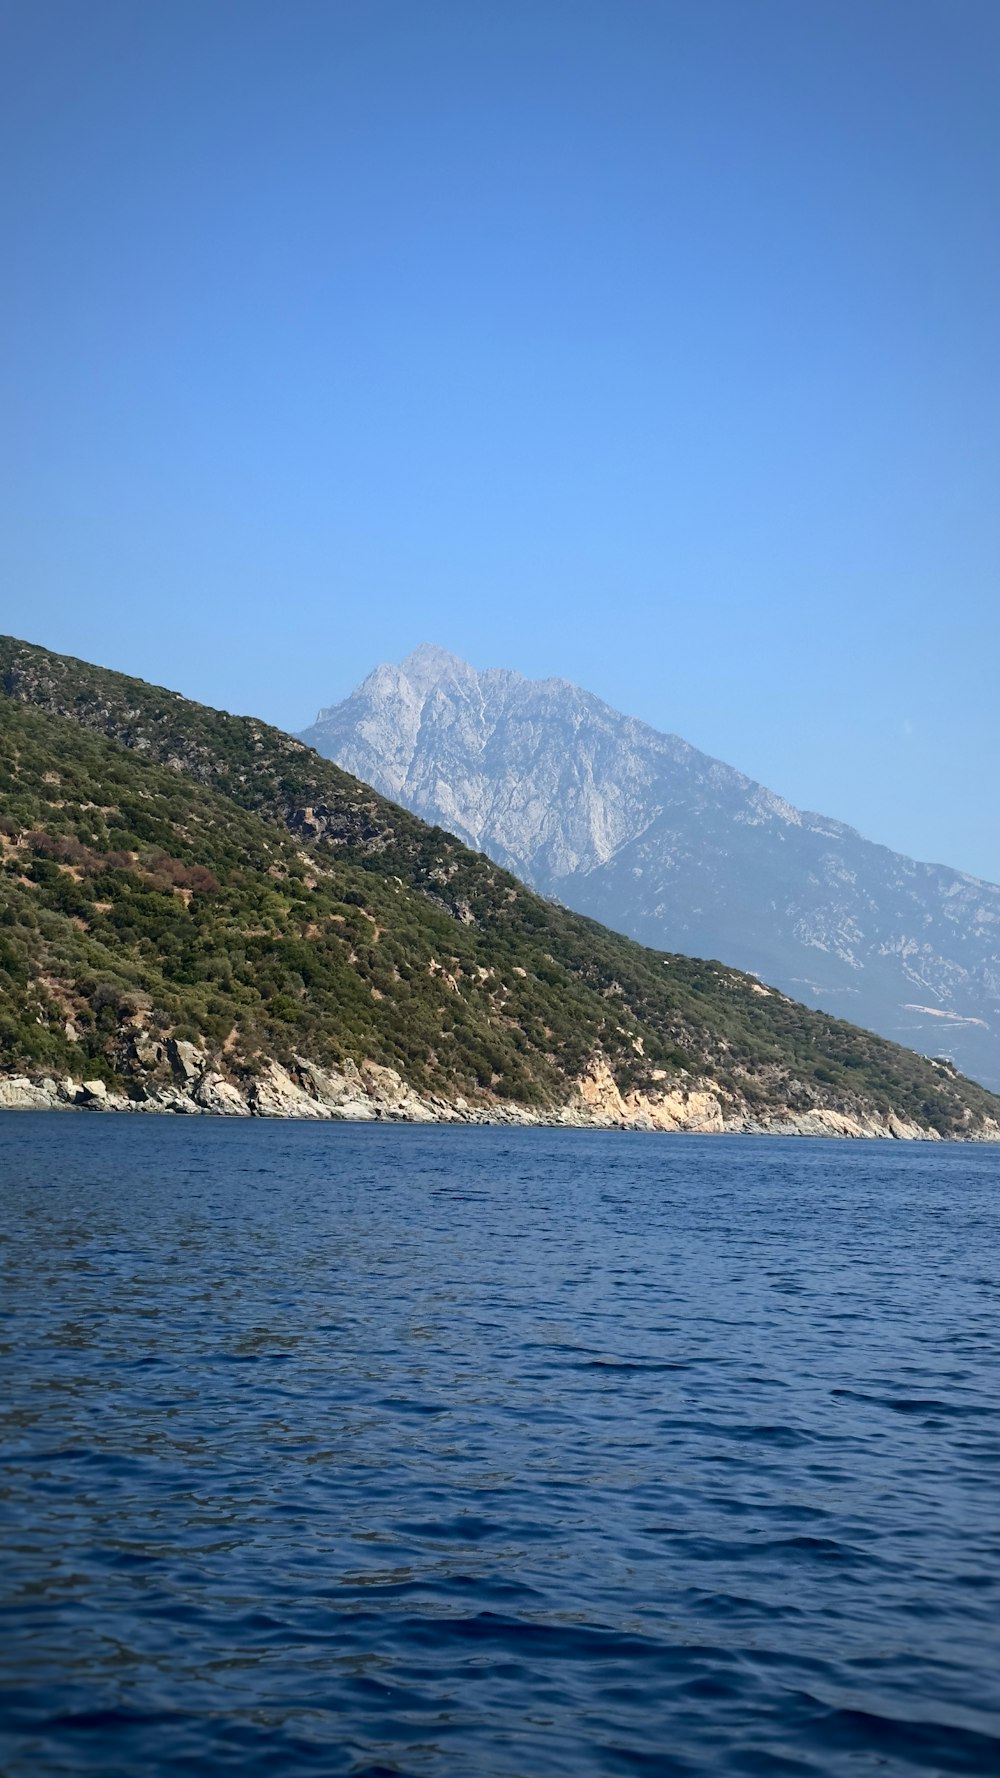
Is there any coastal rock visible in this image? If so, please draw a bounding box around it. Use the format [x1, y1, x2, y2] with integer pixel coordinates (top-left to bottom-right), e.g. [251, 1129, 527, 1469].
[241, 1056, 444, 1123]
[195, 1073, 251, 1116]
[153, 1086, 203, 1114]
[291, 1055, 377, 1118]
[576, 1057, 628, 1124]
[360, 1062, 438, 1122]
[248, 1062, 333, 1120]
[576, 1058, 725, 1132]
[0, 1053, 987, 1139]
[0, 1076, 60, 1111]
[0, 1048, 994, 1141]
[169, 1039, 205, 1083]
[631, 1086, 725, 1134]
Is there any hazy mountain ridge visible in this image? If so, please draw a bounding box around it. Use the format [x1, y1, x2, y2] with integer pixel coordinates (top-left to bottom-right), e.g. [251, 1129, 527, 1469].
[302, 645, 1000, 1089]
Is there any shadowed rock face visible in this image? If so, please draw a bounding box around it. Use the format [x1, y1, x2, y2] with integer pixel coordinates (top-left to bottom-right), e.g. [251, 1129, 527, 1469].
[302, 646, 1000, 1090]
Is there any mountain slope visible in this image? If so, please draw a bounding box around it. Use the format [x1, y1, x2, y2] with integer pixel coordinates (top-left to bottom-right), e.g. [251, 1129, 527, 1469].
[1, 632, 998, 1139]
[301, 645, 1000, 1091]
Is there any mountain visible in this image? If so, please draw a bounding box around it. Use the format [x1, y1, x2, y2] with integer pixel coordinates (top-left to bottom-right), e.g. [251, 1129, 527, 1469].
[301, 644, 1000, 1091]
[1, 633, 997, 1138]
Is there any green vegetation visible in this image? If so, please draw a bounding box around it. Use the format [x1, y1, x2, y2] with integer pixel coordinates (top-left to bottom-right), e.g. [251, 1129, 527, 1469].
[1, 633, 998, 1137]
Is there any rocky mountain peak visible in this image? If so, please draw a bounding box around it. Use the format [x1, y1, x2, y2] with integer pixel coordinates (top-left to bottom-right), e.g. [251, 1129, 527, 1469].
[300, 651, 1000, 1090]
[396, 643, 479, 695]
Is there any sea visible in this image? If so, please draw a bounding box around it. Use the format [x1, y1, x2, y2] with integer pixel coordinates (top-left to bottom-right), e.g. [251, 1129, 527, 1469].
[1, 1116, 998, 1777]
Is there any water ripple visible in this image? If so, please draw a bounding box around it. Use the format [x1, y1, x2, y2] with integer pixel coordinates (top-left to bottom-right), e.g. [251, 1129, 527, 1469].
[1, 1117, 999, 1775]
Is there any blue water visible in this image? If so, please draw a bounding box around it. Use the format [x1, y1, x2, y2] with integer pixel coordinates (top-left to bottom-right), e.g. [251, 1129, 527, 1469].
[1, 1118, 998, 1776]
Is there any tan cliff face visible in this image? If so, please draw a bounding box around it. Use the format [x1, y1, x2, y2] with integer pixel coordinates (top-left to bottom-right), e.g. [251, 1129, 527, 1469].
[570, 1056, 998, 1141]
[576, 1057, 725, 1132]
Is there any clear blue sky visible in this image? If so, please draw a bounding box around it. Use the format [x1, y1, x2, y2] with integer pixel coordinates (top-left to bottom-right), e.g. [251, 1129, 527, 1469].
[2, 0, 998, 880]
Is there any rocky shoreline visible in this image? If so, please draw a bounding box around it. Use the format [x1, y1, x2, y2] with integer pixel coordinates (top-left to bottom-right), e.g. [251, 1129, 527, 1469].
[2, 1043, 996, 1141]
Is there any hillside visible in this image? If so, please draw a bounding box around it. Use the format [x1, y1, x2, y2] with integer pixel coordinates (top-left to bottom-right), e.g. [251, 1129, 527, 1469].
[1, 634, 998, 1140]
[302, 645, 1000, 1090]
